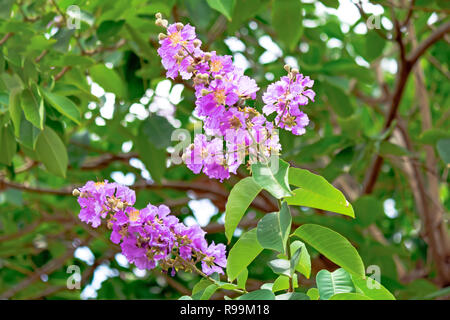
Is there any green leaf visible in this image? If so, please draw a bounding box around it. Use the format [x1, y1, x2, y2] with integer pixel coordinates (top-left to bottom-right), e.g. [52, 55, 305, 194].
[206, 0, 236, 20]
[135, 121, 167, 183]
[286, 167, 354, 217]
[290, 241, 311, 278]
[236, 269, 248, 290]
[141, 115, 174, 149]
[225, 177, 262, 242]
[353, 195, 384, 227]
[256, 201, 291, 253]
[379, 141, 410, 157]
[97, 20, 125, 42]
[236, 289, 275, 300]
[289, 246, 301, 277]
[437, 138, 450, 164]
[319, 0, 339, 9]
[251, 158, 292, 199]
[89, 64, 126, 97]
[316, 268, 355, 300]
[365, 30, 385, 61]
[292, 224, 365, 276]
[351, 275, 395, 300]
[330, 293, 372, 300]
[18, 116, 41, 150]
[419, 128, 450, 145]
[226, 228, 263, 282]
[35, 126, 68, 178]
[307, 288, 320, 300]
[272, 274, 298, 292]
[322, 81, 354, 118]
[276, 292, 309, 300]
[0, 124, 16, 165]
[41, 89, 81, 124]
[267, 259, 290, 277]
[9, 90, 22, 137]
[272, 0, 303, 51]
[21, 88, 44, 130]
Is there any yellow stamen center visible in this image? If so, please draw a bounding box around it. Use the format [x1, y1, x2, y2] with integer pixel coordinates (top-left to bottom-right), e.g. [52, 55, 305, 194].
[129, 210, 140, 222]
[210, 59, 223, 73]
[214, 89, 227, 105]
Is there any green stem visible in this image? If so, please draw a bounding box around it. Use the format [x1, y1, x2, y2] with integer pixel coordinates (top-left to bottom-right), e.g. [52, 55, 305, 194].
[278, 199, 294, 292]
[174, 253, 247, 295]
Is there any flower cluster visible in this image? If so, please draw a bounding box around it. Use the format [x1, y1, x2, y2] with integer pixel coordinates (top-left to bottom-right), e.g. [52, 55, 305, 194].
[262, 67, 315, 136]
[73, 181, 226, 276]
[155, 13, 315, 181]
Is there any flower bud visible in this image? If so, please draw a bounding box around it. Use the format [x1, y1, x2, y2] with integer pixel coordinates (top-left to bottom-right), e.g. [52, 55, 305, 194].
[158, 33, 167, 40]
[284, 64, 291, 72]
[72, 189, 80, 197]
[155, 18, 163, 27]
[214, 74, 223, 80]
[201, 89, 210, 96]
[175, 22, 184, 31]
[204, 52, 211, 61]
[291, 68, 299, 75]
[117, 201, 124, 210]
[193, 39, 201, 47]
[187, 65, 195, 73]
[155, 12, 162, 19]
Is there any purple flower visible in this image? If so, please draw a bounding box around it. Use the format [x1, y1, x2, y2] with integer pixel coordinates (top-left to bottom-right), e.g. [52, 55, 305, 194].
[74, 181, 228, 276]
[262, 73, 315, 135]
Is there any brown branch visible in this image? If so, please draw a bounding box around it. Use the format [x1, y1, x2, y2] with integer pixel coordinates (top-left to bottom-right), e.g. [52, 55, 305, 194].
[0, 32, 14, 45]
[0, 236, 92, 299]
[407, 21, 450, 67]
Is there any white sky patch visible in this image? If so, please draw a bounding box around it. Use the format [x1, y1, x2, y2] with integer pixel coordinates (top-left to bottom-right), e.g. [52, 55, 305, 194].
[183, 216, 197, 227]
[111, 171, 135, 186]
[384, 198, 399, 219]
[284, 56, 299, 70]
[381, 17, 393, 30]
[248, 21, 258, 30]
[130, 103, 149, 120]
[95, 116, 106, 126]
[188, 199, 218, 227]
[258, 35, 283, 64]
[354, 22, 368, 35]
[115, 253, 129, 268]
[74, 246, 95, 266]
[155, 79, 172, 97]
[169, 84, 184, 105]
[427, 13, 438, 26]
[140, 96, 150, 105]
[90, 81, 105, 98]
[133, 268, 147, 278]
[121, 141, 133, 153]
[381, 57, 398, 74]
[233, 53, 251, 71]
[327, 38, 343, 48]
[303, 19, 319, 28]
[81, 264, 119, 299]
[100, 93, 115, 119]
[355, 56, 370, 67]
[129, 157, 152, 181]
[225, 36, 246, 52]
[265, 72, 274, 81]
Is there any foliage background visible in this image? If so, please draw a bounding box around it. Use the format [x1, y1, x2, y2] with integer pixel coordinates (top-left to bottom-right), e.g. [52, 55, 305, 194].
[0, 0, 449, 299]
